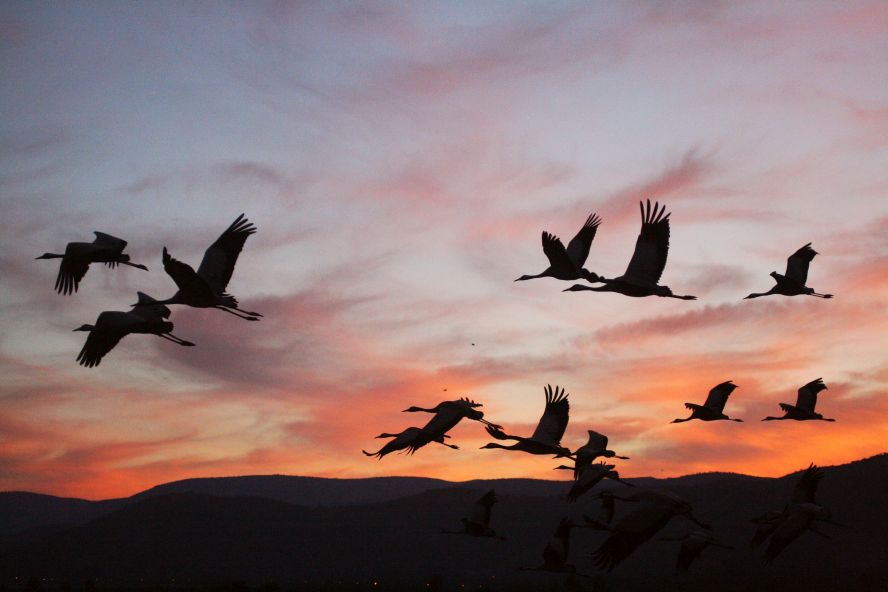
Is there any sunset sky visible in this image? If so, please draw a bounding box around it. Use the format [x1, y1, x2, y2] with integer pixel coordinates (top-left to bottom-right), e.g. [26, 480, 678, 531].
[1, 1, 887, 500]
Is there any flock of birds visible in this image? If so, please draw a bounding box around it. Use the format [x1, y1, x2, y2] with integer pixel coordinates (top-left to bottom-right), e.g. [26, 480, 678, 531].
[37, 199, 840, 577]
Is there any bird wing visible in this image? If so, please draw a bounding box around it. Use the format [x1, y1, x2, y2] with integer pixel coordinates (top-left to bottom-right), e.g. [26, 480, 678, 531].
[131, 292, 172, 321]
[703, 381, 735, 412]
[56, 244, 91, 295]
[196, 214, 257, 294]
[162, 247, 205, 294]
[92, 232, 127, 252]
[791, 464, 823, 505]
[530, 385, 569, 445]
[795, 378, 825, 412]
[419, 409, 462, 437]
[592, 504, 674, 571]
[565, 213, 601, 267]
[581, 430, 608, 454]
[621, 200, 671, 286]
[76, 312, 128, 368]
[541, 232, 575, 273]
[784, 243, 817, 286]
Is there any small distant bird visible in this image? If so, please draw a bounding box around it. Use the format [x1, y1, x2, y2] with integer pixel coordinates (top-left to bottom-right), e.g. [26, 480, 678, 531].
[481, 385, 572, 458]
[553, 462, 633, 503]
[745, 243, 833, 299]
[762, 379, 834, 421]
[361, 427, 458, 459]
[520, 518, 588, 574]
[571, 430, 629, 478]
[659, 530, 734, 573]
[441, 490, 505, 540]
[515, 213, 603, 283]
[591, 490, 709, 571]
[563, 200, 696, 300]
[73, 292, 194, 367]
[672, 381, 743, 423]
[153, 214, 262, 320]
[37, 231, 148, 295]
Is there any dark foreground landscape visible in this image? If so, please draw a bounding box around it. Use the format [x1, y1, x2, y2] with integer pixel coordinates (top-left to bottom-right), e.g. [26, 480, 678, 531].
[2, 455, 886, 592]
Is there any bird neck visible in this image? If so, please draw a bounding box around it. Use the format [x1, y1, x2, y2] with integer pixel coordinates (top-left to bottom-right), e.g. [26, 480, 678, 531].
[36, 253, 64, 260]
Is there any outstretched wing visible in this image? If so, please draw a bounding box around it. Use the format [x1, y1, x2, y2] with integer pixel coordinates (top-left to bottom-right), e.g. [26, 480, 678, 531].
[791, 464, 823, 505]
[56, 244, 90, 295]
[622, 200, 671, 286]
[530, 385, 569, 445]
[784, 244, 817, 286]
[795, 378, 826, 412]
[583, 430, 608, 453]
[565, 213, 601, 267]
[197, 214, 257, 294]
[76, 313, 126, 368]
[541, 231, 575, 273]
[92, 232, 127, 252]
[703, 381, 736, 412]
[162, 247, 205, 294]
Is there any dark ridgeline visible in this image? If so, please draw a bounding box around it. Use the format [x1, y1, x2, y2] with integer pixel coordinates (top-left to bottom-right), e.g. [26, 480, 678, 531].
[154, 213, 263, 320]
[763, 379, 836, 421]
[745, 243, 834, 299]
[73, 292, 194, 367]
[671, 381, 744, 423]
[515, 212, 604, 283]
[481, 385, 573, 458]
[441, 489, 505, 540]
[658, 530, 734, 574]
[563, 199, 697, 300]
[36, 231, 149, 295]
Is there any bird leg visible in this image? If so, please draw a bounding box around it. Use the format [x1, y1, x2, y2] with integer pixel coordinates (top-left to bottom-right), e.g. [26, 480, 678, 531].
[434, 441, 459, 450]
[119, 261, 149, 271]
[216, 306, 260, 321]
[160, 333, 195, 346]
[808, 292, 833, 299]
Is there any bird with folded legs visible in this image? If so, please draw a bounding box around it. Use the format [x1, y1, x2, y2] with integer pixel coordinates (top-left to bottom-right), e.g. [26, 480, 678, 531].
[37, 231, 148, 295]
[481, 385, 573, 458]
[745, 243, 833, 299]
[515, 213, 604, 283]
[672, 381, 743, 423]
[563, 200, 696, 300]
[762, 379, 834, 421]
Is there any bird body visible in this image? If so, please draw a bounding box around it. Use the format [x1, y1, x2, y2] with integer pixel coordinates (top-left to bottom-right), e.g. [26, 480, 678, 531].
[762, 379, 834, 421]
[659, 530, 733, 573]
[404, 398, 501, 435]
[37, 231, 148, 295]
[516, 213, 603, 283]
[442, 490, 504, 539]
[672, 381, 743, 423]
[563, 200, 696, 300]
[745, 243, 833, 299]
[572, 430, 629, 477]
[561, 462, 632, 503]
[74, 292, 194, 367]
[361, 427, 457, 459]
[520, 518, 585, 573]
[481, 385, 572, 458]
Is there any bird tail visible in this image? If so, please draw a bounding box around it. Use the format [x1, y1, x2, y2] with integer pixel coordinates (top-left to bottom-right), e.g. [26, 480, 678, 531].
[220, 293, 239, 308]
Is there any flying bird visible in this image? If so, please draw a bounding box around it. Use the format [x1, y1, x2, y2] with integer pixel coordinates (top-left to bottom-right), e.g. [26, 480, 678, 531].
[361, 427, 458, 459]
[659, 530, 734, 573]
[37, 231, 148, 295]
[591, 490, 709, 571]
[520, 518, 588, 574]
[762, 379, 834, 421]
[554, 462, 633, 503]
[563, 200, 696, 300]
[745, 243, 833, 299]
[441, 490, 505, 540]
[516, 213, 604, 283]
[404, 398, 502, 435]
[73, 292, 194, 367]
[152, 214, 262, 320]
[570, 430, 629, 478]
[671, 381, 743, 423]
[481, 385, 572, 458]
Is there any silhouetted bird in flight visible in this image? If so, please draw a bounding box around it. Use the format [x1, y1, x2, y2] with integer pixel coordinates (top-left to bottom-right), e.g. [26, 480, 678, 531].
[762, 379, 834, 421]
[563, 200, 696, 300]
[570, 430, 629, 478]
[585, 491, 619, 529]
[441, 490, 505, 540]
[751, 463, 825, 549]
[404, 398, 502, 436]
[516, 213, 604, 283]
[591, 489, 709, 571]
[362, 427, 458, 459]
[757, 464, 839, 564]
[672, 381, 743, 423]
[659, 530, 734, 573]
[37, 231, 148, 295]
[153, 214, 262, 320]
[745, 243, 833, 299]
[554, 462, 633, 503]
[520, 518, 588, 574]
[481, 385, 572, 458]
[73, 292, 194, 367]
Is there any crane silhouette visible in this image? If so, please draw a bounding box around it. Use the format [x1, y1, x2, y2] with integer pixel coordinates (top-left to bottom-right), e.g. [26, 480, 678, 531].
[403, 398, 502, 433]
[554, 462, 633, 503]
[745, 243, 833, 299]
[762, 379, 835, 421]
[591, 489, 709, 571]
[751, 463, 824, 548]
[151, 214, 262, 320]
[569, 430, 629, 478]
[441, 490, 505, 540]
[361, 427, 458, 459]
[520, 517, 589, 574]
[481, 385, 573, 458]
[37, 231, 148, 295]
[658, 530, 734, 573]
[515, 213, 603, 283]
[672, 381, 744, 423]
[73, 292, 194, 367]
[563, 200, 696, 300]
